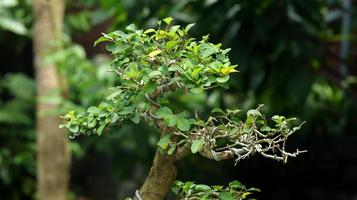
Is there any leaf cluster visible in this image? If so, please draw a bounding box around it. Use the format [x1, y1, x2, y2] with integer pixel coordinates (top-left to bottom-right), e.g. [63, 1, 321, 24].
[62, 17, 237, 137]
[172, 180, 259, 200]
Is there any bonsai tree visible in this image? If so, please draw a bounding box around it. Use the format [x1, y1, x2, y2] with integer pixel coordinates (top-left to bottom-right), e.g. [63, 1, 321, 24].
[62, 17, 306, 200]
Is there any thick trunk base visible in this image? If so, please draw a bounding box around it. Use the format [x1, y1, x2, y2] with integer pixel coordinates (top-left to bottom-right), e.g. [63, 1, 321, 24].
[137, 150, 177, 200]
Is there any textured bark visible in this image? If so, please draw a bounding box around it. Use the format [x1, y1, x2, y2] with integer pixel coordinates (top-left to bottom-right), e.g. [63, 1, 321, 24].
[137, 150, 177, 200]
[32, 0, 70, 200]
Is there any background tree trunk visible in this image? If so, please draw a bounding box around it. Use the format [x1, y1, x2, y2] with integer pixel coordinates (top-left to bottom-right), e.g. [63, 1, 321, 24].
[32, 0, 70, 200]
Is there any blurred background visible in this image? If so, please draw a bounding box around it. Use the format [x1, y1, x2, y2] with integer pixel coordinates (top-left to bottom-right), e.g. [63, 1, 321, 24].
[1, 0, 357, 199]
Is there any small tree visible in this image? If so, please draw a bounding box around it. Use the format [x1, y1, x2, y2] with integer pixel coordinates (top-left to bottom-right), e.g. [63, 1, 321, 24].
[62, 17, 306, 200]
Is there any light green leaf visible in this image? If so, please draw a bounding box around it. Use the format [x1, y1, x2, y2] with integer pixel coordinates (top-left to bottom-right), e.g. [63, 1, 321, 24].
[191, 138, 204, 154]
[167, 145, 176, 155]
[106, 90, 122, 100]
[87, 106, 100, 114]
[170, 25, 180, 33]
[94, 36, 111, 46]
[247, 109, 263, 118]
[148, 49, 162, 58]
[190, 87, 203, 94]
[69, 125, 79, 133]
[157, 134, 171, 150]
[130, 115, 140, 124]
[218, 192, 235, 200]
[88, 119, 97, 128]
[195, 184, 211, 191]
[144, 28, 156, 34]
[126, 24, 136, 31]
[149, 70, 162, 78]
[177, 118, 191, 131]
[185, 23, 195, 32]
[164, 114, 177, 127]
[260, 126, 272, 132]
[229, 180, 243, 189]
[163, 17, 173, 25]
[0, 17, 27, 35]
[227, 109, 241, 115]
[155, 107, 173, 118]
[168, 65, 180, 71]
[97, 123, 106, 135]
[272, 115, 285, 123]
[118, 106, 134, 115]
[165, 40, 177, 50]
[216, 75, 230, 83]
[200, 43, 218, 58]
[211, 107, 225, 114]
[111, 113, 119, 123]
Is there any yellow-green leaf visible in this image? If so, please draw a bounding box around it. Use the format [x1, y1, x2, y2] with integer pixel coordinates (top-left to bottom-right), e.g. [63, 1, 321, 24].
[165, 41, 177, 50]
[163, 17, 173, 25]
[148, 49, 163, 58]
[220, 66, 238, 76]
[144, 28, 156, 34]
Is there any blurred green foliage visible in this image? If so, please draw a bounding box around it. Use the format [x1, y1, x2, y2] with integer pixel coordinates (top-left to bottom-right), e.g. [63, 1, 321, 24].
[0, 0, 31, 35]
[0, 74, 36, 199]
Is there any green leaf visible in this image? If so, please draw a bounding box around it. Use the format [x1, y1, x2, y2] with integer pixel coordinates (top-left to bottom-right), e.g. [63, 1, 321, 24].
[219, 192, 235, 200]
[229, 180, 244, 189]
[190, 87, 203, 94]
[191, 138, 204, 154]
[155, 107, 173, 118]
[164, 114, 177, 127]
[111, 113, 119, 123]
[118, 106, 134, 115]
[159, 65, 169, 75]
[149, 70, 162, 78]
[165, 40, 177, 50]
[130, 115, 140, 124]
[185, 23, 195, 32]
[221, 48, 231, 55]
[227, 109, 241, 115]
[144, 28, 156, 34]
[87, 106, 100, 114]
[247, 109, 263, 118]
[170, 25, 180, 33]
[272, 115, 285, 123]
[148, 49, 163, 58]
[200, 43, 218, 58]
[157, 134, 171, 150]
[217, 75, 230, 83]
[163, 17, 173, 25]
[69, 125, 79, 133]
[168, 65, 180, 72]
[177, 118, 191, 131]
[195, 184, 211, 191]
[106, 90, 122, 100]
[97, 123, 106, 135]
[126, 24, 136, 31]
[167, 145, 176, 155]
[194, 119, 206, 126]
[106, 43, 129, 54]
[211, 107, 225, 114]
[0, 17, 27, 35]
[94, 36, 111, 46]
[260, 126, 272, 132]
[88, 119, 97, 128]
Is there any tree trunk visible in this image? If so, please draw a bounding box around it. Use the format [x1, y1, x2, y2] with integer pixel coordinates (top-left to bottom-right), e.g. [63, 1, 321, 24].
[32, 0, 70, 200]
[137, 150, 177, 200]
